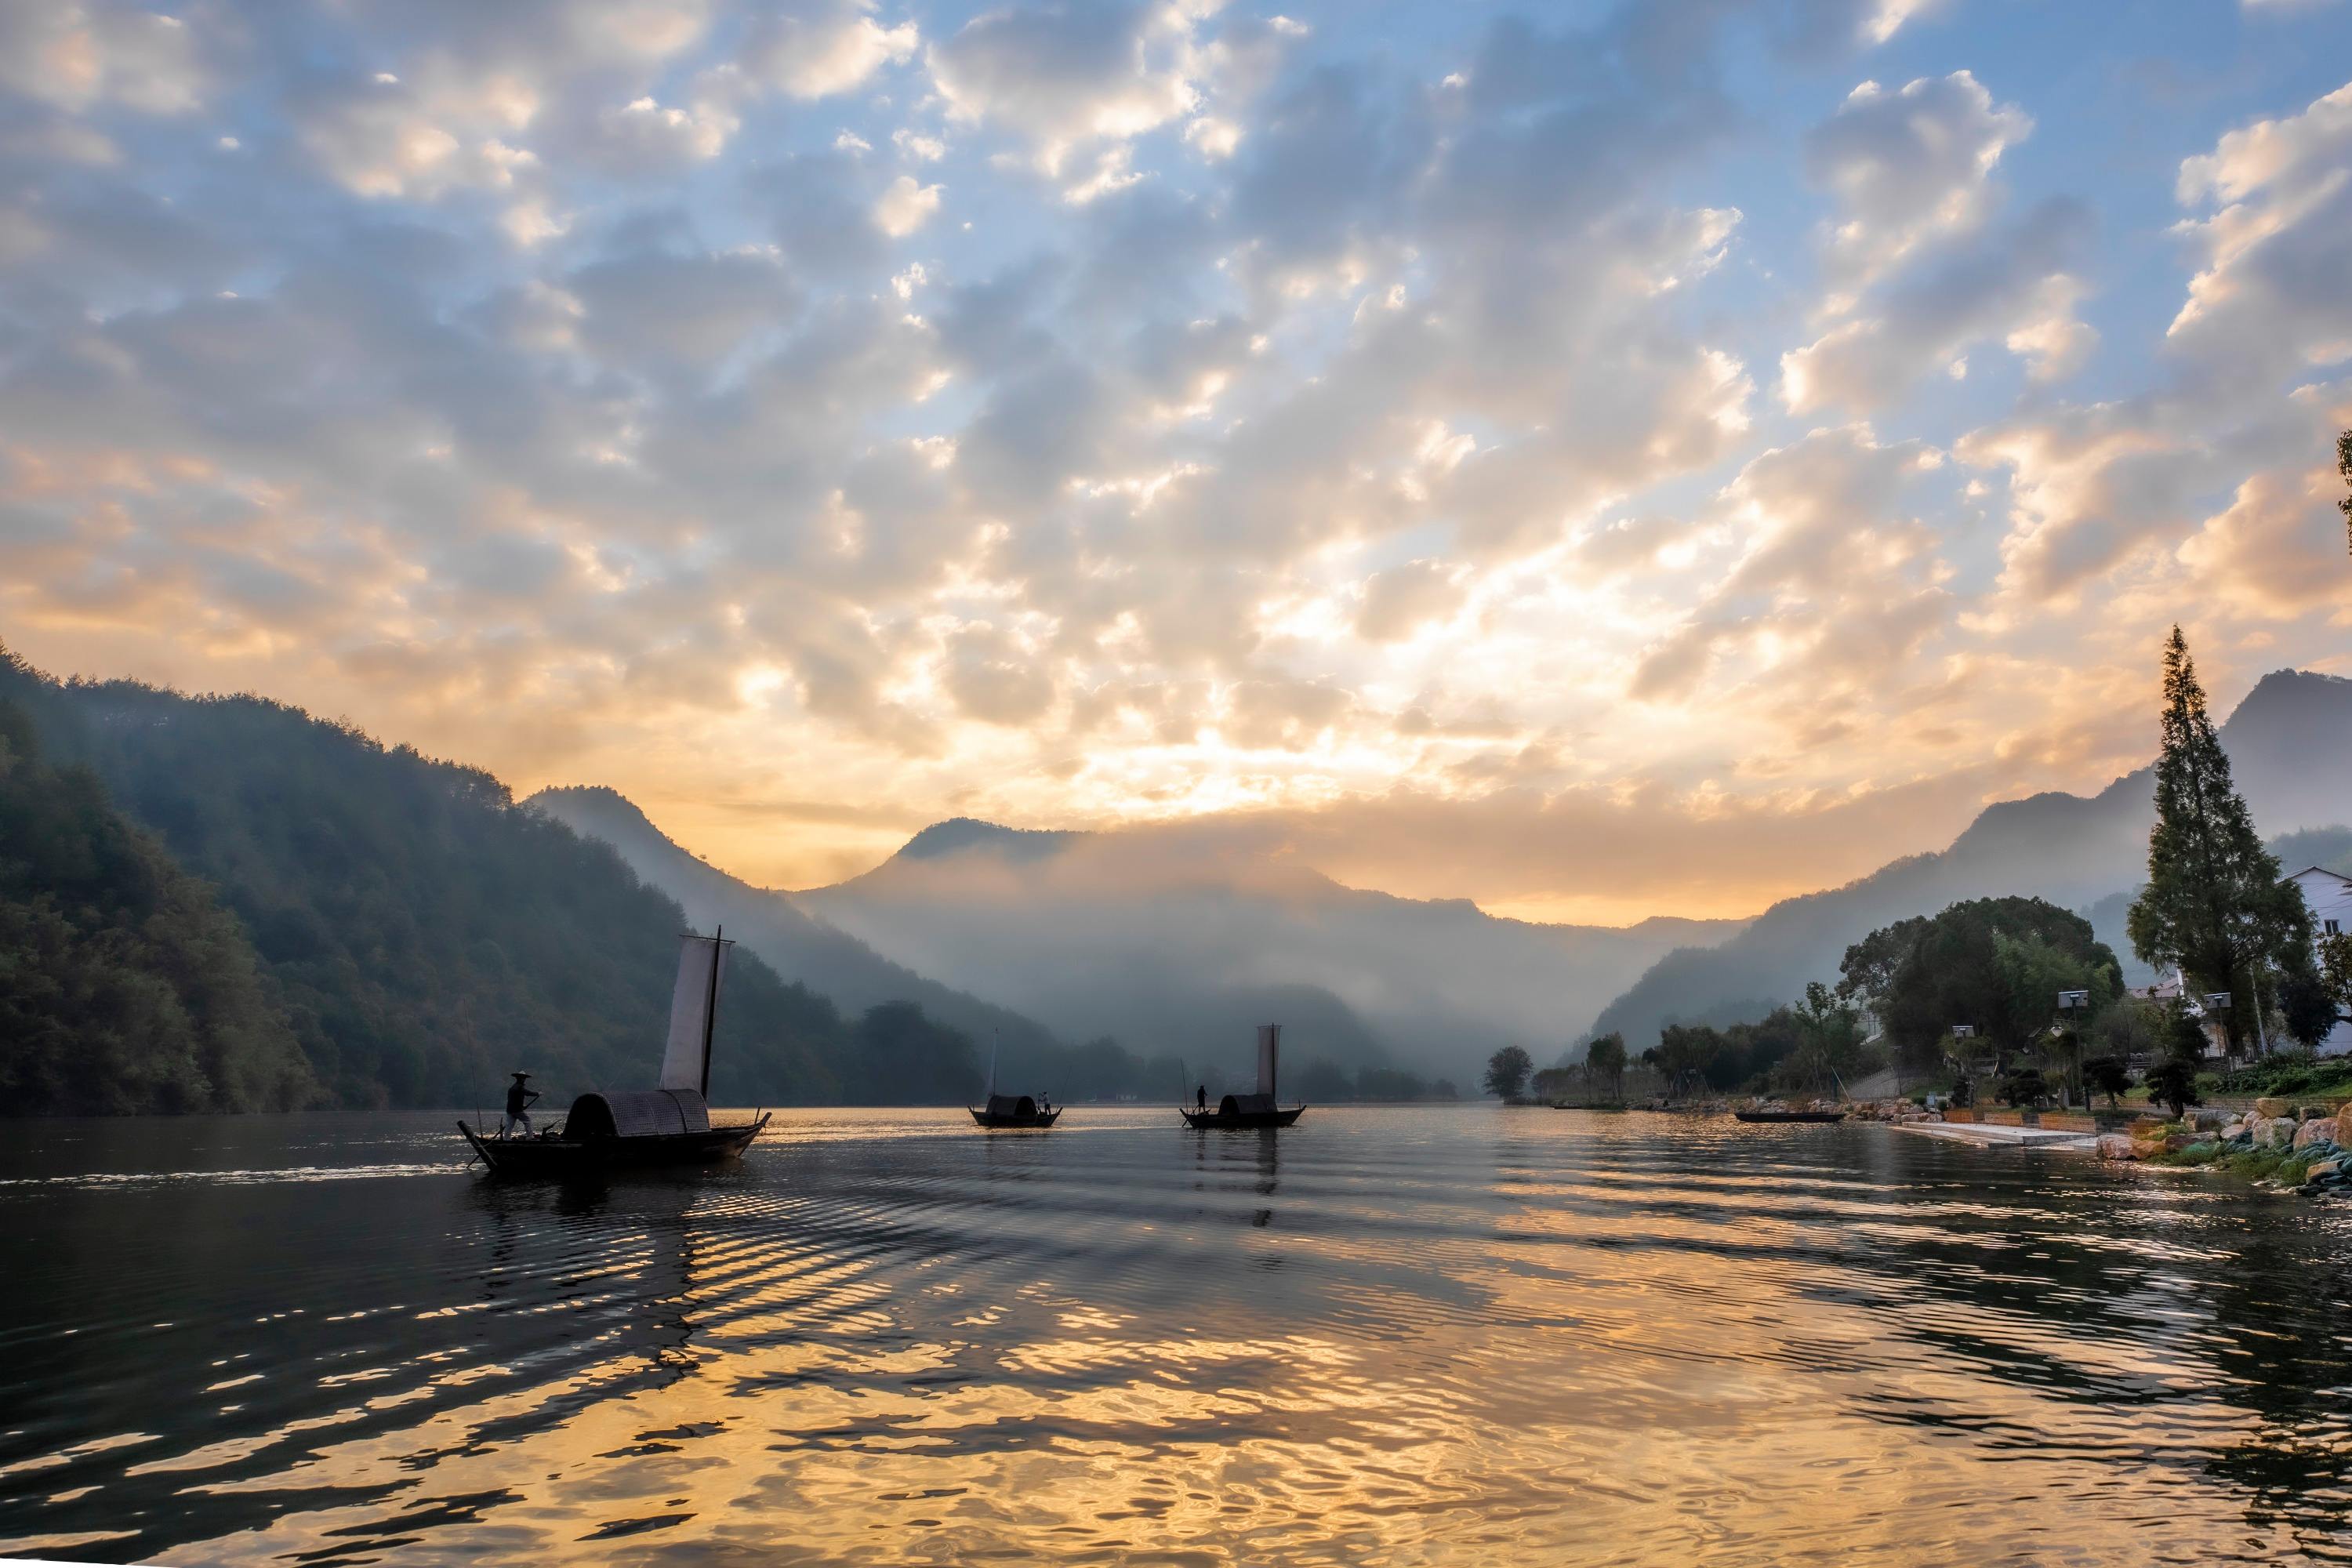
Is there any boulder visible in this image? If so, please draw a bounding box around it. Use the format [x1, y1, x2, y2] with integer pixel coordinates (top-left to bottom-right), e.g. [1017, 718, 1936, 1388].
[2294, 1119, 2338, 1151]
[2220, 1120, 2245, 1142]
[2307, 1156, 2346, 1183]
[2191, 1109, 2231, 1131]
[2253, 1118, 2295, 1149]
[2299, 1105, 2332, 1123]
[2336, 1104, 2352, 1147]
[2096, 1134, 2137, 1160]
[2254, 1098, 2291, 1119]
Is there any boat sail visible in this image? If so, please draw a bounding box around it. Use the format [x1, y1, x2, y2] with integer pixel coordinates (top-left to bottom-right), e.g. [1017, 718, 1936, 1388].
[458, 928, 772, 1176]
[1181, 1024, 1306, 1128]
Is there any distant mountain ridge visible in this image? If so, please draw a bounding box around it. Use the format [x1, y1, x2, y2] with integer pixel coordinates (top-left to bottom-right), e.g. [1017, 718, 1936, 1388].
[528, 788, 1069, 1058]
[793, 813, 1750, 1080]
[1589, 669, 2352, 1048]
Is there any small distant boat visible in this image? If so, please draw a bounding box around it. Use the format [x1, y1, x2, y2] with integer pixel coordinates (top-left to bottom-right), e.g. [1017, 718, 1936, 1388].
[1181, 1025, 1306, 1129]
[969, 1039, 1061, 1128]
[459, 928, 771, 1178]
[1733, 1109, 1846, 1123]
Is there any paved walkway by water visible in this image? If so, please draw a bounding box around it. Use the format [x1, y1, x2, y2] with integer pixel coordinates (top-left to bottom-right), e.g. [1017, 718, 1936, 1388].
[1886, 1120, 2100, 1151]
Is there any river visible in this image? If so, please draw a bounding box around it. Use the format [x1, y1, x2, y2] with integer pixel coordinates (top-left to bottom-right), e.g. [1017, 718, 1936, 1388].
[2, 1106, 2350, 1565]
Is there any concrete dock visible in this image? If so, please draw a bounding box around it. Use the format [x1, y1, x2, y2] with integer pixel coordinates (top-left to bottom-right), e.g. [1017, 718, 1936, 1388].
[1886, 1120, 2099, 1151]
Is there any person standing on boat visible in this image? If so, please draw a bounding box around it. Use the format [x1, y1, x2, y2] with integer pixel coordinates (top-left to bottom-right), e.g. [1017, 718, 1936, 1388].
[1196, 1084, 1207, 1110]
[503, 1072, 540, 1138]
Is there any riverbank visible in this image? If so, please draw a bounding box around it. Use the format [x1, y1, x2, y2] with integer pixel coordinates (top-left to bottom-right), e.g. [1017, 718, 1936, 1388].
[2094, 1098, 2352, 1195]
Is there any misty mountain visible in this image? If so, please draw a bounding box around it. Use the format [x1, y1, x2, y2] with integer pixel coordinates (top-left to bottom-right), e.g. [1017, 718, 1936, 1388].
[793, 818, 1748, 1081]
[528, 786, 1069, 1058]
[1590, 670, 2352, 1049]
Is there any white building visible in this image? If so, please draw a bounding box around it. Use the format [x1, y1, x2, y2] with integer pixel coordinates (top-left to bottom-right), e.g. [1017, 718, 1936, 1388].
[2287, 866, 2352, 1058]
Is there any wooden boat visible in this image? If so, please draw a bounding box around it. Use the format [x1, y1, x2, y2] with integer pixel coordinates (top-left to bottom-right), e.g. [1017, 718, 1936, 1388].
[969, 1038, 1062, 1128]
[1733, 1109, 1846, 1123]
[459, 927, 772, 1178]
[1181, 1025, 1307, 1128]
[970, 1094, 1062, 1129]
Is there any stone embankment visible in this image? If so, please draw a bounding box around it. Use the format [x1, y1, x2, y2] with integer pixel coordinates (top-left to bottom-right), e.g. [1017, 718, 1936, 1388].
[2094, 1097, 2352, 1195]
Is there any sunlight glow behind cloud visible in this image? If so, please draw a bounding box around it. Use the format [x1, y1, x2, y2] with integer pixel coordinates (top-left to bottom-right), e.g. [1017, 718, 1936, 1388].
[2, 0, 2349, 920]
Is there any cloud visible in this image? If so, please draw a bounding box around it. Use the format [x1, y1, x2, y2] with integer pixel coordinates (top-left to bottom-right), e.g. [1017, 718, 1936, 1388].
[1803, 71, 2031, 296]
[928, 0, 1199, 172]
[5, 0, 2350, 929]
[1632, 425, 1951, 702]
[1354, 560, 1465, 643]
[1783, 198, 2093, 412]
[581, 94, 735, 175]
[2175, 383, 2352, 619]
[0, 2, 206, 115]
[740, 0, 917, 98]
[2169, 81, 2352, 387]
[873, 172, 941, 236]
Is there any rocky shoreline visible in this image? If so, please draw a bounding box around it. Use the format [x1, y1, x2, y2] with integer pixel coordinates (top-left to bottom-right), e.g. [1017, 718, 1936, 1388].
[2092, 1097, 2352, 1194]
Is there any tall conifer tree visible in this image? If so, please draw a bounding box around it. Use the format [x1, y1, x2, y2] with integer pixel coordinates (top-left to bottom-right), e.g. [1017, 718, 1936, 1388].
[2338, 427, 2350, 557]
[2125, 627, 2311, 1054]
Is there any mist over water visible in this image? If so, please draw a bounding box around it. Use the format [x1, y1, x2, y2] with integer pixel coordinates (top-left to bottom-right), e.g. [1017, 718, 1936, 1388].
[5, 1109, 2352, 1566]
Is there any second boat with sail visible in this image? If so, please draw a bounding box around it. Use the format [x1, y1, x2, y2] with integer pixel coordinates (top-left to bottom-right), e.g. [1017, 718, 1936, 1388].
[1181, 1025, 1305, 1128]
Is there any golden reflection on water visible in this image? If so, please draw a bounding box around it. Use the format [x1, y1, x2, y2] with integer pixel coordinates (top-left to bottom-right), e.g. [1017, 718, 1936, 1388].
[5, 1108, 2352, 1564]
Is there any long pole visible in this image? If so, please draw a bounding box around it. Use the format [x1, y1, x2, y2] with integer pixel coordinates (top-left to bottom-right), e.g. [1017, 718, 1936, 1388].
[700, 924, 723, 1098]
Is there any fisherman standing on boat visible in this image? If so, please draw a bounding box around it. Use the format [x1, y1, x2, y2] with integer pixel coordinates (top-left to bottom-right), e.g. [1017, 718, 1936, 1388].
[503, 1072, 539, 1138]
[1196, 1084, 1207, 1110]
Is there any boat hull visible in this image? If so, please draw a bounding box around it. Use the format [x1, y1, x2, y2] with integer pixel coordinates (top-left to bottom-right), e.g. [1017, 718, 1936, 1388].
[457, 1113, 770, 1179]
[1733, 1111, 1846, 1123]
[969, 1107, 1062, 1128]
[1179, 1105, 1305, 1129]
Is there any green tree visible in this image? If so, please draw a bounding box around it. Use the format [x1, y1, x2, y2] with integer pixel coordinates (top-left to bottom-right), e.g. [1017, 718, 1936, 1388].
[2083, 1054, 2129, 1107]
[1483, 1044, 1534, 1102]
[1997, 1067, 2048, 1108]
[2088, 994, 2164, 1064]
[1846, 898, 2121, 1069]
[2320, 931, 2352, 1029]
[2125, 628, 2313, 1055]
[1584, 1031, 1628, 1102]
[2143, 1057, 2201, 1120]
[2280, 969, 2343, 1051]
[2141, 1000, 2214, 1121]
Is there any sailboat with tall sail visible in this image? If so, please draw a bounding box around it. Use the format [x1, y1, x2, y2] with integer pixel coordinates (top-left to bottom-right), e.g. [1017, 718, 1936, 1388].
[458, 927, 773, 1177]
[1180, 1025, 1306, 1128]
[970, 1033, 1061, 1127]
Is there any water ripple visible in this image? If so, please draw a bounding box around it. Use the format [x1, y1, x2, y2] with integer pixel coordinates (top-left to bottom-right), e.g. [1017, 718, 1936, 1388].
[3, 1108, 2351, 1564]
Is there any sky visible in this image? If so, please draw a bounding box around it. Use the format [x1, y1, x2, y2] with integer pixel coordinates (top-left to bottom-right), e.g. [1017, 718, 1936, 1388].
[2, 0, 2350, 925]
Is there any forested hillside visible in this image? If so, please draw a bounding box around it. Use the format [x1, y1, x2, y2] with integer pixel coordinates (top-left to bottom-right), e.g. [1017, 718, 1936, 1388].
[0, 694, 314, 1114]
[0, 650, 985, 1110]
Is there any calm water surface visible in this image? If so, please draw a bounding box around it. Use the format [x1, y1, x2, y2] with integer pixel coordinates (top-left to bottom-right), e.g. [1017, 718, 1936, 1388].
[4, 1106, 2352, 1566]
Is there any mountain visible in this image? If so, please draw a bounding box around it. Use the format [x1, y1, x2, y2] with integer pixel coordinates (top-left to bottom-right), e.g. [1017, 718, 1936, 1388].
[1590, 670, 2352, 1049]
[0, 653, 985, 1109]
[790, 818, 1749, 1081]
[527, 789, 1068, 1055]
[0, 684, 314, 1114]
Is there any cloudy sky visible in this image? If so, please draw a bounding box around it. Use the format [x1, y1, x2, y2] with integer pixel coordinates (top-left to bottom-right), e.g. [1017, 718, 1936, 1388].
[3, 0, 2349, 923]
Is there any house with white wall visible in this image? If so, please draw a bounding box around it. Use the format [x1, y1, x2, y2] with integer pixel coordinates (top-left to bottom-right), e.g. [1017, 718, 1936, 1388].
[2287, 866, 2352, 1058]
